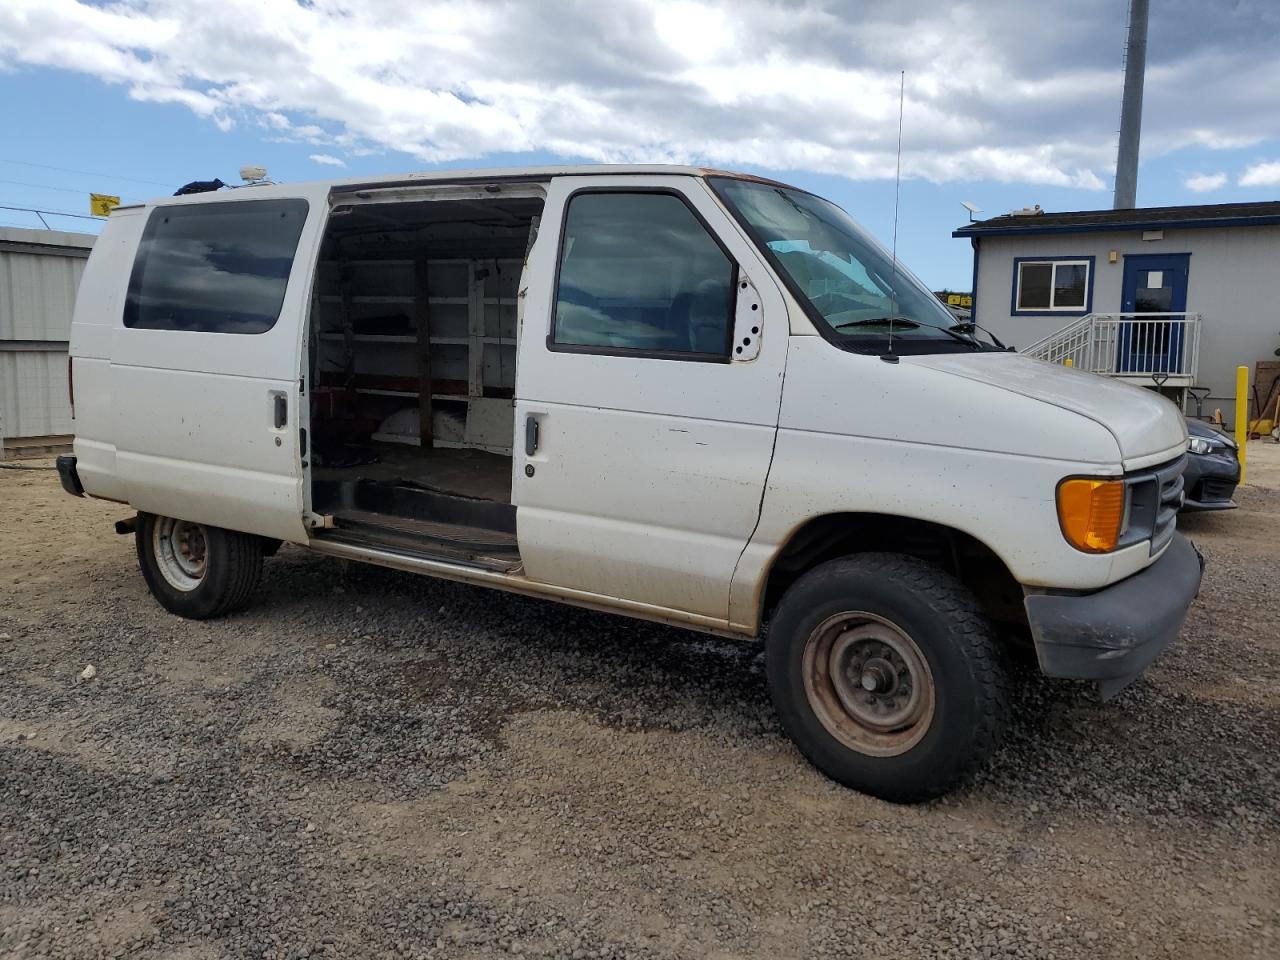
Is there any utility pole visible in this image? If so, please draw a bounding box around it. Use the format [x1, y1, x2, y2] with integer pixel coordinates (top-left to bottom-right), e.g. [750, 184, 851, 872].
[1113, 0, 1149, 209]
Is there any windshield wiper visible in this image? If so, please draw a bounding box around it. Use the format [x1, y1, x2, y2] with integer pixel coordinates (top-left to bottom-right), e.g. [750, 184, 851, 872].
[830, 316, 921, 331]
[832, 316, 976, 348]
[949, 321, 1007, 350]
[831, 316, 984, 352]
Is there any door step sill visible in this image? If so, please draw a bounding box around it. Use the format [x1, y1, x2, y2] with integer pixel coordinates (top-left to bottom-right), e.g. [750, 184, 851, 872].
[316, 510, 521, 574]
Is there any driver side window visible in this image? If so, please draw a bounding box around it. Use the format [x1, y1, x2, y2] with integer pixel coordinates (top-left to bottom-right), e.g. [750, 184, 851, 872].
[551, 191, 736, 359]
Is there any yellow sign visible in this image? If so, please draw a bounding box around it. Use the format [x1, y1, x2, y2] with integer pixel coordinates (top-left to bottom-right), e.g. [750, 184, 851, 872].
[90, 193, 121, 217]
[946, 294, 973, 308]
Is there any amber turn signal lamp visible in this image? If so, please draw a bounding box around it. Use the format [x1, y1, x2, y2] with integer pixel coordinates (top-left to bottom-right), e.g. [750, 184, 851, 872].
[1056, 478, 1126, 553]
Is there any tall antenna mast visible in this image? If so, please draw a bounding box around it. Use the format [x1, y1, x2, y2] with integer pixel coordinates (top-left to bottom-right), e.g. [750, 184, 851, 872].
[1113, 0, 1149, 209]
[890, 69, 905, 280]
[889, 69, 905, 352]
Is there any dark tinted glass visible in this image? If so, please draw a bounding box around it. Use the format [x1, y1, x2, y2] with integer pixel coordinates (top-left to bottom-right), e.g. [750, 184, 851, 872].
[1134, 282, 1173, 312]
[1053, 263, 1087, 307]
[125, 199, 308, 333]
[1017, 263, 1052, 309]
[553, 192, 734, 356]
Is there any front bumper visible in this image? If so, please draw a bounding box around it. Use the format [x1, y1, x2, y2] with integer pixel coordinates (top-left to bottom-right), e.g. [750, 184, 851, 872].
[56, 454, 84, 497]
[1024, 532, 1203, 699]
[1182, 451, 1239, 511]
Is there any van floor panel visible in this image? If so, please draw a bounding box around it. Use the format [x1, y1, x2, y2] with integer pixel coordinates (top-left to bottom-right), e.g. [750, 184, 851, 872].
[333, 509, 517, 552]
[313, 443, 512, 503]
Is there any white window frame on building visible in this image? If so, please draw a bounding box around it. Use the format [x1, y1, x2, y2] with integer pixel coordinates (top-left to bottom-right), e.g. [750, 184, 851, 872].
[1011, 256, 1094, 316]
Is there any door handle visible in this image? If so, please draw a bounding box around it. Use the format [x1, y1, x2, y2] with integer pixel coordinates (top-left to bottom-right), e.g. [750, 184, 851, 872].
[273, 394, 288, 429]
[525, 415, 540, 455]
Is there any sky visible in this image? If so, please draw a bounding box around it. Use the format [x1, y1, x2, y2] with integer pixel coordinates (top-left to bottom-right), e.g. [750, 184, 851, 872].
[0, 0, 1278, 289]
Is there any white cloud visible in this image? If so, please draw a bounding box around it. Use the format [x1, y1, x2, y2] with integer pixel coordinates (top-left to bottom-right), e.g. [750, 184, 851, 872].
[0, 0, 1277, 191]
[1240, 161, 1280, 188]
[1184, 172, 1227, 192]
[653, 1, 733, 63]
[309, 153, 346, 167]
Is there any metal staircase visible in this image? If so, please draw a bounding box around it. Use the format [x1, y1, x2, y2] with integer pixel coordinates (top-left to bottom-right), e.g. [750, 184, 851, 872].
[1022, 312, 1202, 405]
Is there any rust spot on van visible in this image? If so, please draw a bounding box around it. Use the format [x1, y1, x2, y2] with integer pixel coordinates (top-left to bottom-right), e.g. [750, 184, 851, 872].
[698, 168, 803, 191]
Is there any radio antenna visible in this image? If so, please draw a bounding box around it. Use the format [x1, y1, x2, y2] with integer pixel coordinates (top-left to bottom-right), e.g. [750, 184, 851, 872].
[889, 69, 905, 353]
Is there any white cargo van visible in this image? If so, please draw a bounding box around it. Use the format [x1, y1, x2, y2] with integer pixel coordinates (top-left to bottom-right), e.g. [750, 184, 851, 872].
[58, 165, 1202, 801]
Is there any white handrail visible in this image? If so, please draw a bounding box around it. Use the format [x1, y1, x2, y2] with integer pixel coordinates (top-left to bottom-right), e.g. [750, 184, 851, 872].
[1023, 312, 1201, 381]
[1021, 315, 1094, 357]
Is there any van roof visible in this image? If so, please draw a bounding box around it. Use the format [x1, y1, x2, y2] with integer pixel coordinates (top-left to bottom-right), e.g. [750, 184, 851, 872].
[122, 164, 801, 210]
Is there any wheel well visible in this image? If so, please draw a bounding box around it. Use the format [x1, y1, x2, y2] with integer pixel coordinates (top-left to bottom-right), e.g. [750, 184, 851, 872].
[761, 513, 1028, 633]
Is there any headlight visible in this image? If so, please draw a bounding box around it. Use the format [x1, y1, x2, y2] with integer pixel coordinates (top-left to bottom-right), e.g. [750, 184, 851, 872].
[1056, 478, 1128, 553]
[1187, 436, 1214, 455]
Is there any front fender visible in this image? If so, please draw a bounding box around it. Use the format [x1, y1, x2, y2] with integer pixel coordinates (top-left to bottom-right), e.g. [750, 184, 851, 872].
[728, 429, 1153, 632]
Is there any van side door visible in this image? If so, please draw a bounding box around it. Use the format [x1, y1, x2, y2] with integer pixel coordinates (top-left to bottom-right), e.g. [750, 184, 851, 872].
[107, 190, 327, 542]
[513, 176, 788, 627]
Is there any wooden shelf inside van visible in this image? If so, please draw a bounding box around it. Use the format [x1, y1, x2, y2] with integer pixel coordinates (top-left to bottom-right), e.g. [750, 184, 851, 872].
[319, 333, 414, 343]
[319, 334, 512, 346]
[317, 294, 418, 305]
[314, 254, 519, 455]
[351, 387, 470, 403]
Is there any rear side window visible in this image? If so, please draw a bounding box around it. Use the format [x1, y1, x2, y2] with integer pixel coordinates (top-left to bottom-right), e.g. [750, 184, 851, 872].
[124, 198, 308, 334]
[551, 191, 736, 358]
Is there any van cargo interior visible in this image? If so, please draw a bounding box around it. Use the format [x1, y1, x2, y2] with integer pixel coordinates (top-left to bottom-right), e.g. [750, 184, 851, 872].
[305, 194, 543, 568]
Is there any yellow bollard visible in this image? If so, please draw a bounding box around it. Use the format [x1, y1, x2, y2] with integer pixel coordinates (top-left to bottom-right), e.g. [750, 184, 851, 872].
[1064, 358, 1073, 368]
[1235, 365, 1248, 485]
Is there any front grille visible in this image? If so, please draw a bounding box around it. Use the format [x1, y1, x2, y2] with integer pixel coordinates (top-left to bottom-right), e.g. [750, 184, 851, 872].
[1121, 455, 1185, 554]
[1144, 455, 1186, 555]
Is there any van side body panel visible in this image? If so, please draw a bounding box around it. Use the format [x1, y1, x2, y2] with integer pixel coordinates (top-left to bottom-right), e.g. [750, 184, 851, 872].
[512, 175, 789, 621]
[105, 363, 302, 537]
[70, 209, 145, 503]
[71, 185, 331, 542]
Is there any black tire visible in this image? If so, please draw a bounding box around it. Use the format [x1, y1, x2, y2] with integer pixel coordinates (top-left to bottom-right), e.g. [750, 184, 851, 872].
[136, 513, 264, 620]
[766, 552, 1009, 803]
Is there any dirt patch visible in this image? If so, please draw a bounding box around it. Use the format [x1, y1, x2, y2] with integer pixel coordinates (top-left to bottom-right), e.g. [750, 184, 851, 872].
[239, 676, 342, 749]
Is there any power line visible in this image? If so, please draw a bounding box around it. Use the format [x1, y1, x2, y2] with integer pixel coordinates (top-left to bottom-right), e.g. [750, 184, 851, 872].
[0, 157, 171, 189]
[0, 203, 107, 222]
[0, 177, 139, 202]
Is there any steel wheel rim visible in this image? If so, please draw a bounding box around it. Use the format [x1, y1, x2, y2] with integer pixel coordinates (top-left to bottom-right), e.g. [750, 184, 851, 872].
[801, 612, 935, 757]
[153, 517, 208, 592]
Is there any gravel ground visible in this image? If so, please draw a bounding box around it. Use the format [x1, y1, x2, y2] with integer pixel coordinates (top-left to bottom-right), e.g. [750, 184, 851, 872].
[2, 447, 1278, 960]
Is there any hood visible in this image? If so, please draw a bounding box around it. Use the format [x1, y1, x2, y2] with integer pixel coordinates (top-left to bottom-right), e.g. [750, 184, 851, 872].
[906, 352, 1187, 467]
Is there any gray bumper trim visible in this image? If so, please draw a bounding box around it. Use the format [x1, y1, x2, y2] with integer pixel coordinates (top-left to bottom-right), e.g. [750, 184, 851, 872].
[1024, 533, 1203, 699]
[1180, 497, 1237, 512]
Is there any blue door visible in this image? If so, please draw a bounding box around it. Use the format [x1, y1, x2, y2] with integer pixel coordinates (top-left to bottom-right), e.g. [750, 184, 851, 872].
[1118, 254, 1190, 375]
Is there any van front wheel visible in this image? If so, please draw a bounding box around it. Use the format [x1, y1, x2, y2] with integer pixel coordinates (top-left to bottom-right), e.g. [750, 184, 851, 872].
[136, 513, 264, 619]
[766, 553, 1009, 803]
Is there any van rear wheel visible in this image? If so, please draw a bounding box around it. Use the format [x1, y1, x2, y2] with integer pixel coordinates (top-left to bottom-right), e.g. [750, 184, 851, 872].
[766, 553, 1009, 803]
[136, 513, 264, 619]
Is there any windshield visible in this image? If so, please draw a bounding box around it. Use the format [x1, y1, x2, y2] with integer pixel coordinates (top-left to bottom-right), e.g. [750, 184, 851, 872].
[710, 178, 977, 353]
